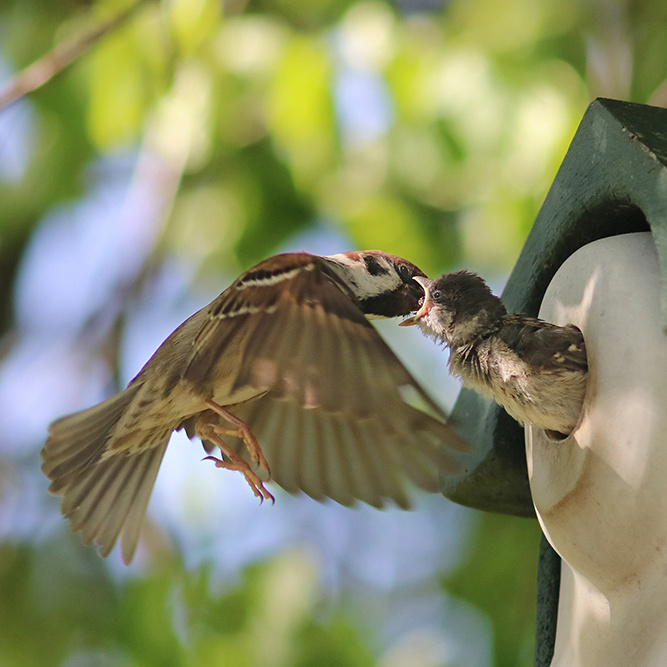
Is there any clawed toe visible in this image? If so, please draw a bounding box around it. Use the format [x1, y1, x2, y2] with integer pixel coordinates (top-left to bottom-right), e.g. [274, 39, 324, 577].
[203, 455, 275, 504]
[194, 402, 274, 503]
[204, 400, 272, 476]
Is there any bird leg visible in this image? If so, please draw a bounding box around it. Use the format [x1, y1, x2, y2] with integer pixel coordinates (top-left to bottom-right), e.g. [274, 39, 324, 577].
[197, 422, 275, 504]
[194, 401, 274, 504]
[204, 400, 271, 474]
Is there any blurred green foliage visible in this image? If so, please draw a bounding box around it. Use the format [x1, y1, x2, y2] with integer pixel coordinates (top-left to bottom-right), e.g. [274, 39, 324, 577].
[0, 540, 375, 666]
[1, 0, 666, 665]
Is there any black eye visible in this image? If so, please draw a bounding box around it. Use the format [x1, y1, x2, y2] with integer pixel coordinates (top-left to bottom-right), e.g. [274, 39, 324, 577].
[398, 264, 412, 282]
[432, 290, 442, 300]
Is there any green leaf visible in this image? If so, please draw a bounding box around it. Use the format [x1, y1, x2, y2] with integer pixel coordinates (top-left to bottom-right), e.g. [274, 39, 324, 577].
[266, 35, 337, 185]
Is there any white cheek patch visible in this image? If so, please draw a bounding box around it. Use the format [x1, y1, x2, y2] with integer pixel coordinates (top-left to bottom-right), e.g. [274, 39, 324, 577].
[326, 253, 401, 297]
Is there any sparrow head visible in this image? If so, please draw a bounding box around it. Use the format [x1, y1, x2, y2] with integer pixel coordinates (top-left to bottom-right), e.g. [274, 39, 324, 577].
[400, 270, 507, 346]
[323, 250, 427, 318]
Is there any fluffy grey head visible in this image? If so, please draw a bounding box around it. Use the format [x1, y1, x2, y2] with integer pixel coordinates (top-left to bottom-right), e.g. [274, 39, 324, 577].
[408, 270, 507, 346]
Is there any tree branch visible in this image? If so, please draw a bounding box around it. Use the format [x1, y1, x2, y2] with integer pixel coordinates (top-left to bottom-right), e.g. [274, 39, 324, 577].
[0, 0, 151, 113]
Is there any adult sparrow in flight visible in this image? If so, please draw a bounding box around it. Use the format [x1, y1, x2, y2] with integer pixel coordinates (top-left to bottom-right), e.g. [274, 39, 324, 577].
[401, 271, 587, 438]
[43, 251, 467, 563]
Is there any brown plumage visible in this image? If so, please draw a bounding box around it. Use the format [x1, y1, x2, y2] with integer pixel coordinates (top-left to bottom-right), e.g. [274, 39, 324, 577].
[43, 251, 468, 564]
[401, 271, 588, 438]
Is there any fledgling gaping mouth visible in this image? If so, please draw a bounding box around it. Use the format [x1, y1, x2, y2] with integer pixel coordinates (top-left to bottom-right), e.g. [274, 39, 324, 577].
[399, 276, 433, 326]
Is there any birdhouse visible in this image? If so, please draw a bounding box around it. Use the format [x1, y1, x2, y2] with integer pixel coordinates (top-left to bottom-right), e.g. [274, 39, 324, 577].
[441, 98, 667, 666]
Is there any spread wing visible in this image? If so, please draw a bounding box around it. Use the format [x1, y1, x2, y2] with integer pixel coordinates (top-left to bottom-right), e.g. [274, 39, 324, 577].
[182, 252, 468, 506]
[208, 394, 464, 508]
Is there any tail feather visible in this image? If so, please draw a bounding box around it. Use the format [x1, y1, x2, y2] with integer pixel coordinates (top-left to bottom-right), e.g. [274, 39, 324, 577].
[43, 385, 142, 480]
[42, 385, 170, 563]
[67, 438, 169, 562]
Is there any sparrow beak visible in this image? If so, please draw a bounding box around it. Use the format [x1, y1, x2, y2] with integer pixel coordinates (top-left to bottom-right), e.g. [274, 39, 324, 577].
[399, 276, 432, 327]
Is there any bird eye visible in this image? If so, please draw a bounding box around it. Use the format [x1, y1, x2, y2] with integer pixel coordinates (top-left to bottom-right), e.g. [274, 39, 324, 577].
[432, 290, 442, 300]
[398, 264, 412, 282]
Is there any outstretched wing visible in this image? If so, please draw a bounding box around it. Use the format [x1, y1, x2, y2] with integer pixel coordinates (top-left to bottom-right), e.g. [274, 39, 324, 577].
[184, 253, 450, 416]
[183, 252, 468, 505]
[210, 394, 465, 508]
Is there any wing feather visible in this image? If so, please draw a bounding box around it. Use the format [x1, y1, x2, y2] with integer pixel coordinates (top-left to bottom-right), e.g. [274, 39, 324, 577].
[267, 400, 301, 494]
[312, 411, 355, 506]
[503, 316, 587, 373]
[218, 392, 462, 509]
[181, 252, 468, 509]
[290, 407, 325, 500]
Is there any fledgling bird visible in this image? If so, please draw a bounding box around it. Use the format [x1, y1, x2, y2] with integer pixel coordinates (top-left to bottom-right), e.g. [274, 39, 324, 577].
[401, 271, 588, 438]
[42, 250, 467, 564]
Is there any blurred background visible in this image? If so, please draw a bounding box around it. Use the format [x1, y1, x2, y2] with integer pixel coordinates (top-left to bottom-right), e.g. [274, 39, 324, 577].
[0, 0, 665, 665]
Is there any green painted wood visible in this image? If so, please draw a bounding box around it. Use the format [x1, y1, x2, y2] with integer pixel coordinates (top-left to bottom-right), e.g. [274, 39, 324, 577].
[534, 536, 561, 667]
[441, 98, 667, 516]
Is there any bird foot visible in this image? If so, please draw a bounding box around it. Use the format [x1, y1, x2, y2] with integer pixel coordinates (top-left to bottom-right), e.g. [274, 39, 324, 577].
[205, 400, 271, 475]
[195, 408, 274, 504]
[203, 455, 275, 504]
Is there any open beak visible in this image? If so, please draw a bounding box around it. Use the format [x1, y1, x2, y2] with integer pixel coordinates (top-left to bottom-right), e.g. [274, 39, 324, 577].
[399, 276, 432, 327]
